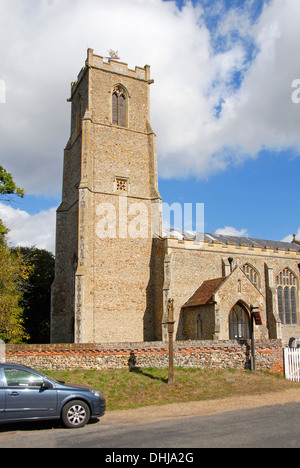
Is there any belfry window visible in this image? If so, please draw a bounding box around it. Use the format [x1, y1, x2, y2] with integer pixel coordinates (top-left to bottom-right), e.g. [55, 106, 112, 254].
[112, 86, 127, 127]
[277, 268, 298, 325]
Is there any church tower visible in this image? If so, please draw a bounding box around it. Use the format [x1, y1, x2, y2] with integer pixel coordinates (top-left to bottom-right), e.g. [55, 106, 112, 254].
[51, 49, 162, 343]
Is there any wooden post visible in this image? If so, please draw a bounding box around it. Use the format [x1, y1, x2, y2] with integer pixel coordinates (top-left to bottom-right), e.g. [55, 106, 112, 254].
[167, 298, 175, 385]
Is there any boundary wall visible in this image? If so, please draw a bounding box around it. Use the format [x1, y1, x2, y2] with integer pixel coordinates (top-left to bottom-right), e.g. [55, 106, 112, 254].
[5, 340, 284, 374]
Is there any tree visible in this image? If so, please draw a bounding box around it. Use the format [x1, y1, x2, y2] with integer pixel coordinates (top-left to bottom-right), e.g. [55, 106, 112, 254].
[0, 218, 8, 241]
[0, 165, 24, 200]
[0, 238, 32, 343]
[0, 166, 28, 343]
[17, 247, 55, 344]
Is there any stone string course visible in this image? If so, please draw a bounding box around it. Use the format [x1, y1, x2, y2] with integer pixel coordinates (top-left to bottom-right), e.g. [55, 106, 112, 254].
[5, 340, 284, 374]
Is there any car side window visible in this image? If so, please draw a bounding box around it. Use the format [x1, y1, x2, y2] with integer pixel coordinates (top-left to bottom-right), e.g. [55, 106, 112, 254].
[4, 369, 44, 388]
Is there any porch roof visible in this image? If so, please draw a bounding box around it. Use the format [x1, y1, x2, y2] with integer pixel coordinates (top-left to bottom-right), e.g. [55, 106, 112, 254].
[183, 277, 226, 308]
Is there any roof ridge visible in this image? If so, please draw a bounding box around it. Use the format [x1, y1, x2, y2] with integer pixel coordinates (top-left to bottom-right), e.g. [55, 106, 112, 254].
[162, 228, 300, 251]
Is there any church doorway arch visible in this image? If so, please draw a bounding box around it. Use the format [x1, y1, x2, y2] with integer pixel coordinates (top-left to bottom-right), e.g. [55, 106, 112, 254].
[229, 302, 250, 340]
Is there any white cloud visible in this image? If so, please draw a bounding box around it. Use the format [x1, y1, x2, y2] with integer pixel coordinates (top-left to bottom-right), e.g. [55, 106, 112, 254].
[215, 226, 249, 237]
[0, 203, 56, 253]
[0, 0, 299, 195]
[282, 228, 300, 244]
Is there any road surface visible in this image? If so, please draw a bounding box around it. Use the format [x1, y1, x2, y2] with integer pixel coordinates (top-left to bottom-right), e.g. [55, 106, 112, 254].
[1, 389, 300, 448]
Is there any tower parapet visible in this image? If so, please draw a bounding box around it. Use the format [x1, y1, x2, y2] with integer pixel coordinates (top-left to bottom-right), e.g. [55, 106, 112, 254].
[71, 49, 153, 98]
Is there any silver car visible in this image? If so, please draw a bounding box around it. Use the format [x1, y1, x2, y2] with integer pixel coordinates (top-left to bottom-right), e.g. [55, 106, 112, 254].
[0, 363, 106, 428]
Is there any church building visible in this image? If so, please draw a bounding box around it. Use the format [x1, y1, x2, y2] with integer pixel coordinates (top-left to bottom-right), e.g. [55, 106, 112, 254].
[51, 49, 300, 346]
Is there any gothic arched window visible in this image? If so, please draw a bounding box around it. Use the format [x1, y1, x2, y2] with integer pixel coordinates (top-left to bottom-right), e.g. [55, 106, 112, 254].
[112, 85, 127, 127]
[242, 263, 259, 288]
[277, 268, 298, 324]
[229, 302, 250, 340]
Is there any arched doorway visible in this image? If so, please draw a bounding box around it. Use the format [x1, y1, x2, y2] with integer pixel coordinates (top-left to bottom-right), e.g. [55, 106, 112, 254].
[229, 302, 250, 340]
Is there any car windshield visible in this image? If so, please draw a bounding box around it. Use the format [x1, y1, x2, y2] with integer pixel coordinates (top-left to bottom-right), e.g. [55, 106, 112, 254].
[36, 371, 64, 385]
[40, 373, 66, 385]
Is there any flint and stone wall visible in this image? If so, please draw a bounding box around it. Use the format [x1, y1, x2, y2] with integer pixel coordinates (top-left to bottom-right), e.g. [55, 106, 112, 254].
[5, 340, 284, 374]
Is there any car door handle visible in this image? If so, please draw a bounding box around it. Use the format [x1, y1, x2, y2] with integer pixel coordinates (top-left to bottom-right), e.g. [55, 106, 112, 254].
[8, 391, 20, 396]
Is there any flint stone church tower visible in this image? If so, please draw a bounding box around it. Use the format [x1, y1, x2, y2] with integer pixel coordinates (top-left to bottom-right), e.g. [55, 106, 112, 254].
[51, 49, 163, 343]
[52, 49, 300, 346]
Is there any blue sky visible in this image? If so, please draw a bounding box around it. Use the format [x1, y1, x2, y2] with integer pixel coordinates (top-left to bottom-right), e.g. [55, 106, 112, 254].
[160, 150, 300, 240]
[159, 0, 300, 241]
[0, 0, 300, 252]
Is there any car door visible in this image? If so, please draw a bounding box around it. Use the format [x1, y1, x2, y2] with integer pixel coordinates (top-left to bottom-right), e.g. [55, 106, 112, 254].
[3, 367, 57, 421]
[0, 369, 5, 420]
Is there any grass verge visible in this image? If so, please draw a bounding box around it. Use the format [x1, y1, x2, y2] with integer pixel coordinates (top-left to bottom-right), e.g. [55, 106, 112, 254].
[41, 367, 299, 412]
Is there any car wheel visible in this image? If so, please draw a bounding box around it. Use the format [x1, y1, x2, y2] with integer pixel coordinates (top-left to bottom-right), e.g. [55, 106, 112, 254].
[62, 400, 90, 428]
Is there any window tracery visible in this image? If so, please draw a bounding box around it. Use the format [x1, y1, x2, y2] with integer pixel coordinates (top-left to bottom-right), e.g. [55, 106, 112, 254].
[242, 263, 259, 287]
[277, 268, 298, 325]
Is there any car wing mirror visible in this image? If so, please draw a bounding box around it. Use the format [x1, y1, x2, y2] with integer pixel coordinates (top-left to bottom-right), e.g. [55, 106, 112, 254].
[41, 379, 53, 390]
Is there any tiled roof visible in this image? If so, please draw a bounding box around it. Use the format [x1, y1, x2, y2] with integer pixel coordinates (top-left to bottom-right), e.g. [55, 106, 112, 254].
[162, 228, 300, 252]
[183, 277, 226, 308]
[204, 233, 300, 251]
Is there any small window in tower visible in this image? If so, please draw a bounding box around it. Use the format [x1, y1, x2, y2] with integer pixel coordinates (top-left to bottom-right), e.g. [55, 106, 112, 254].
[115, 177, 128, 192]
[112, 85, 127, 127]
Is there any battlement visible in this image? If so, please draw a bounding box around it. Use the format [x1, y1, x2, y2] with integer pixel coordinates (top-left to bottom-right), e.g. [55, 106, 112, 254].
[71, 48, 152, 95]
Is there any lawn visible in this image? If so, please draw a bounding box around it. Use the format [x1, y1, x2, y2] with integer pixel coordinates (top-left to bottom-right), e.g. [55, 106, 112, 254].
[42, 367, 299, 411]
